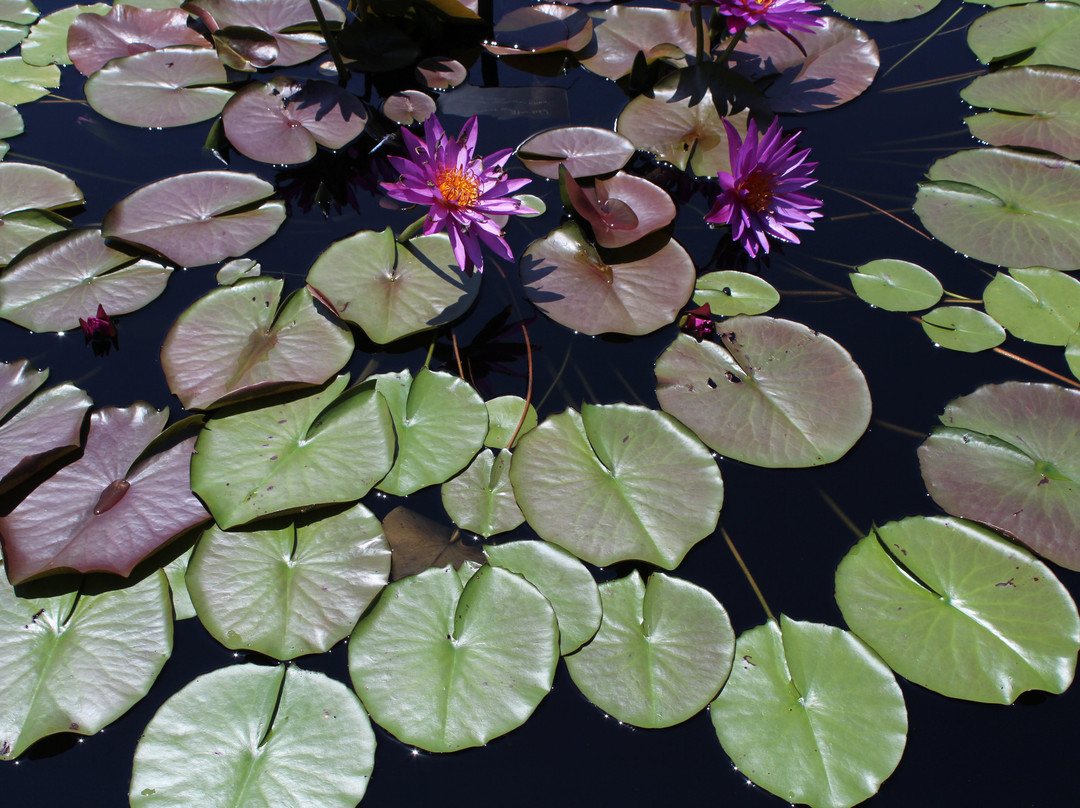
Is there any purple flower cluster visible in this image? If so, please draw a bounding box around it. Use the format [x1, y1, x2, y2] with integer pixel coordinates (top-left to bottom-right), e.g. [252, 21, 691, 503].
[707, 0, 825, 37]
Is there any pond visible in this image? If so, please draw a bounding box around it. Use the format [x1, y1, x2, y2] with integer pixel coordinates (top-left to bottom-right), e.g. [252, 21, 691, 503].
[2, 0, 1080, 806]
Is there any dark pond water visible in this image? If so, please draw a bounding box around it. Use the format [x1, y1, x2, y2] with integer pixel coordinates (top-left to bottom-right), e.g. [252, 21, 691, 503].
[2, 1, 1078, 806]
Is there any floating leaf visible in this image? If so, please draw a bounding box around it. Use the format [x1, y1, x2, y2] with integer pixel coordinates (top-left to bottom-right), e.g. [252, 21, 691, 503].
[215, 257, 259, 285]
[849, 258, 943, 312]
[578, 5, 694, 81]
[441, 448, 525, 538]
[0, 161, 82, 216]
[566, 571, 733, 727]
[187, 504, 390, 660]
[306, 228, 480, 345]
[0, 210, 69, 266]
[711, 616, 906, 808]
[0, 229, 171, 332]
[382, 89, 435, 125]
[68, 3, 211, 76]
[348, 564, 558, 753]
[211, 24, 278, 71]
[102, 171, 286, 267]
[520, 223, 695, 336]
[693, 270, 780, 316]
[0, 56, 59, 105]
[20, 3, 108, 66]
[913, 149, 1080, 270]
[161, 278, 353, 410]
[415, 57, 466, 90]
[0, 569, 172, 760]
[484, 395, 536, 448]
[191, 374, 394, 530]
[1068, 328, 1080, 381]
[983, 267, 1080, 345]
[509, 403, 723, 569]
[516, 126, 636, 180]
[485, 4, 593, 56]
[373, 368, 488, 496]
[162, 544, 196, 620]
[563, 169, 675, 249]
[655, 319, 872, 468]
[129, 664, 374, 807]
[836, 515, 1080, 703]
[968, 2, 1080, 70]
[920, 305, 1006, 352]
[825, 0, 940, 22]
[381, 505, 486, 582]
[918, 381, 1080, 571]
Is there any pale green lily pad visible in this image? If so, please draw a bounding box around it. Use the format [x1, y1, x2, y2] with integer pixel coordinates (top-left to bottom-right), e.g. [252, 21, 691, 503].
[0, 569, 172, 760]
[441, 448, 525, 538]
[655, 319, 872, 468]
[920, 305, 1006, 352]
[0, 100, 21, 139]
[373, 368, 488, 497]
[0, 1, 37, 26]
[191, 374, 395, 529]
[20, 4, 108, 66]
[187, 504, 390, 660]
[0, 161, 81, 215]
[348, 564, 558, 753]
[983, 268, 1080, 345]
[962, 66, 1080, 160]
[711, 616, 907, 808]
[836, 516, 1080, 703]
[485, 395, 536, 448]
[163, 544, 196, 620]
[913, 148, 1080, 271]
[509, 403, 723, 569]
[216, 258, 259, 285]
[968, 2, 1080, 70]
[129, 664, 374, 808]
[1068, 328, 1080, 380]
[694, 270, 780, 316]
[825, 0, 940, 22]
[850, 259, 943, 312]
[0, 23, 29, 57]
[487, 539, 601, 655]
[0, 210, 68, 266]
[566, 571, 733, 727]
[0, 56, 59, 105]
[0, 228, 171, 331]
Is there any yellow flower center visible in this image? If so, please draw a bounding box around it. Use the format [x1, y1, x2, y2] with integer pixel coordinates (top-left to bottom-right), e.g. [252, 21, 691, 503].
[738, 169, 776, 213]
[435, 165, 481, 207]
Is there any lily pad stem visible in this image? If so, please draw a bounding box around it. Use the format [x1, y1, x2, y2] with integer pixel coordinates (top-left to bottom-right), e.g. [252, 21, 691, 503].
[307, 0, 349, 87]
[715, 29, 744, 67]
[397, 215, 428, 244]
[817, 489, 864, 540]
[506, 321, 534, 450]
[693, 3, 706, 65]
[721, 525, 774, 623]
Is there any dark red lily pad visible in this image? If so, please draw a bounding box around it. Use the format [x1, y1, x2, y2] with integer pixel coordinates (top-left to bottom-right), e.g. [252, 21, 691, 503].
[563, 169, 676, 248]
[517, 126, 636, 179]
[67, 4, 211, 77]
[0, 403, 210, 584]
[382, 505, 486, 582]
[578, 5, 694, 81]
[485, 4, 593, 56]
[211, 25, 279, 71]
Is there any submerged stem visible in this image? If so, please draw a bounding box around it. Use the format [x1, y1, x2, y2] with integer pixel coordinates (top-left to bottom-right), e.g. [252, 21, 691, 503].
[307, 0, 349, 87]
[721, 525, 774, 623]
[506, 321, 534, 450]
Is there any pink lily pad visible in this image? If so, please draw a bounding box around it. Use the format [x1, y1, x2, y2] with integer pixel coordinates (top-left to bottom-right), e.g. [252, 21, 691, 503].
[383, 90, 436, 125]
[517, 126, 636, 180]
[416, 57, 467, 90]
[484, 4, 593, 56]
[563, 169, 676, 248]
[578, 5, 695, 81]
[67, 4, 211, 77]
[0, 403, 210, 583]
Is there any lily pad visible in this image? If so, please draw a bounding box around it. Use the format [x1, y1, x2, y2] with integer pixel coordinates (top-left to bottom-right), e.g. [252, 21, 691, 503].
[962, 66, 1080, 160]
[102, 170, 286, 268]
[415, 57, 466, 90]
[0, 161, 82, 216]
[485, 4, 593, 56]
[215, 257, 260, 285]
[484, 395, 536, 448]
[382, 89, 435, 125]
[306, 228, 480, 345]
[566, 571, 733, 727]
[187, 503, 390, 660]
[162, 544, 196, 620]
[825, 0, 940, 22]
[655, 318, 872, 468]
[920, 305, 1006, 352]
[711, 616, 907, 808]
[918, 381, 1080, 571]
[913, 148, 1080, 271]
[836, 515, 1080, 703]
[190, 374, 395, 530]
[562, 169, 676, 249]
[509, 403, 723, 569]
[0, 569, 172, 760]
[84, 47, 231, 128]
[516, 126, 636, 180]
[0, 404, 209, 583]
[0, 56, 59, 105]
[221, 77, 367, 165]
[850, 258, 943, 312]
[578, 4, 694, 81]
[0, 209, 69, 266]
[520, 223, 695, 336]
[0, 229, 171, 332]
[20, 3, 108, 66]
[373, 368, 488, 497]
[129, 664, 374, 807]
[487, 539, 601, 655]
[381, 505, 486, 581]
[68, 3, 211, 76]
[983, 267, 1080, 345]
[348, 564, 558, 753]
[161, 278, 353, 410]
[693, 270, 780, 316]
[441, 448, 525, 538]
[967, 2, 1080, 70]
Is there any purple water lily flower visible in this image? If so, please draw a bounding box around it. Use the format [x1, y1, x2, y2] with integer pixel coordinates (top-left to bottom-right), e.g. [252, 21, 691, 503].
[707, 0, 825, 37]
[381, 115, 535, 275]
[705, 117, 822, 258]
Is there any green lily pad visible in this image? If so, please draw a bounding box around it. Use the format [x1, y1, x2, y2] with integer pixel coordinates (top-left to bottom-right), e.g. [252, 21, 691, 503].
[0, 569, 172, 760]
[187, 504, 390, 660]
[191, 374, 395, 529]
[215, 258, 260, 285]
[920, 305, 1006, 352]
[306, 228, 480, 345]
[836, 515, 1080, 703]
[20, 4, 108, 66]
[161, 278, 353, 410]
[349, 564, 558, 753]
[0, 229, 171, 332]
[0, 1, 37, 26]
[0, 100, 21, 138]
[913, 148, 1080, 270]
[0, 56, 59, 105]
[710, 616, 907, 808]
[850, 259, 943, 312]
[962, 66, 1080, 160]
[516, 125, 636, 179]
[1067, 328, 1080, 380]
[655, 319, 872, 468]
[983, 267, 1080, 345]
[968, 2, 1080, 70]
[566, 571, 733, 727]
[129, 664, 374, 807]
[0, 161, 82, 216]
[509, 403, 723, 569]
[441, 448, 525, 538]
[373, 368, 488, 497]
[918, 381, 1080, 571]
[825, 0, 940, 22]
[487, 539, 601, 655]
[163, 544, 196, 620]
[381, 505, 486, 581]
[0, 23, 29, 57]
[484, 395, 536, 448]
[0, 209, 69, 267]
[693, 270, 780, 316]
